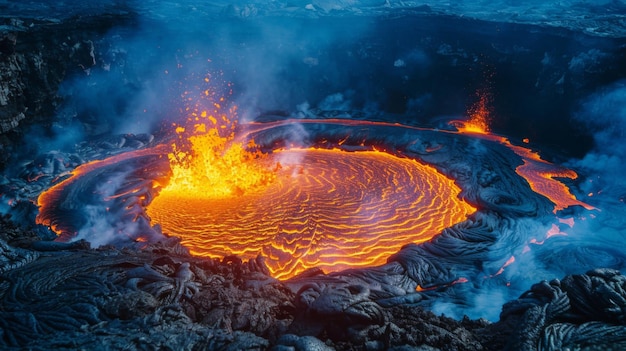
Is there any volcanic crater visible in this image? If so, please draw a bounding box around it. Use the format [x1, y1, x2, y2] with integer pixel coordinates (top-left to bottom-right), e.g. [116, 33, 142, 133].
[2, 3, 626, 350]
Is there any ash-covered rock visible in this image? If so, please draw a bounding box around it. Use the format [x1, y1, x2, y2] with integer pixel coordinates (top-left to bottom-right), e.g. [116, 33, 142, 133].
[0, 237, 38, 275]
[0, 230, 488, 350]
[0, 238, 293, 350]
[75, 132, 156, 159]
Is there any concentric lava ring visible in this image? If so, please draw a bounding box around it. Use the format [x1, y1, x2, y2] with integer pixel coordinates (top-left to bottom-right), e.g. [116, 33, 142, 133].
[146, 147, 476, 280]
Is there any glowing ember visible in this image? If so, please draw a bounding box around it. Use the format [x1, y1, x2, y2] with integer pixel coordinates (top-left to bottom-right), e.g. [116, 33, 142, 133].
[147, 147, 476, 280]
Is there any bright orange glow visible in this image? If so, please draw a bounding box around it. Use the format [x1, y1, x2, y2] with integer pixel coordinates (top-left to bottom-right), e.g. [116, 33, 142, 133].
[148, 147, 476, 280]
[163, 85, 277, 199]
[165, 125, 275, 199]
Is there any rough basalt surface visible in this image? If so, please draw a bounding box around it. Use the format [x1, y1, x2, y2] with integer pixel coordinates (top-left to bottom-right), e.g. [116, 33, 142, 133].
[3, 225, 626, 350]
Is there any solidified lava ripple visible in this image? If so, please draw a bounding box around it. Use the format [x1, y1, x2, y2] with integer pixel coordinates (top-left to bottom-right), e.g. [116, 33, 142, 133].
[146, 148, 476, 280]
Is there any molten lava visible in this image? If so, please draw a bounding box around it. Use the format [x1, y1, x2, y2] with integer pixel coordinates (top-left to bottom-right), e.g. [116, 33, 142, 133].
[134, 93, 476, 280]
[147, 147, 476, 280]
[35, 82, 594, 282]
[165, 122, 275, 199]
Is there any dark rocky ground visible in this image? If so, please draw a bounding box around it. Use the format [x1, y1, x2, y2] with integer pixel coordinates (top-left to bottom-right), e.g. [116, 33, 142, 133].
[2, 9, 626, 350]
[3, 214, 626, 350]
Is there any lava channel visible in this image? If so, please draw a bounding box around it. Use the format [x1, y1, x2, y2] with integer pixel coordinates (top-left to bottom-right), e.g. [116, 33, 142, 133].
[147, 147, 476, 280]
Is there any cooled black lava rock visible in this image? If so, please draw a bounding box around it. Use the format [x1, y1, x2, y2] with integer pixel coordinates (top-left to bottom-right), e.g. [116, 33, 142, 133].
[3, 233, 626, 350]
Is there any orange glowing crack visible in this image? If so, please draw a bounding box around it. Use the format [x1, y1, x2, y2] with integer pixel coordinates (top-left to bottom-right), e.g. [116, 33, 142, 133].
[416, 277, 468, 292]
[147, 148, 476, 280]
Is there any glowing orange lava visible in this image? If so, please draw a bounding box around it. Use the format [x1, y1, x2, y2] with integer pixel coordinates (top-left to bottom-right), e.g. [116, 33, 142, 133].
[36, 82, 593, 282]
[162, 84, 278, 199]
[147, 147, 476, 280]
